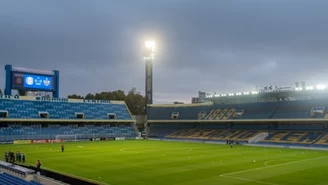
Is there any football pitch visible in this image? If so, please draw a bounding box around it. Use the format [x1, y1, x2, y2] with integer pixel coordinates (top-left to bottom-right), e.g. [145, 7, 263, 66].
[0, 140, 328, 185]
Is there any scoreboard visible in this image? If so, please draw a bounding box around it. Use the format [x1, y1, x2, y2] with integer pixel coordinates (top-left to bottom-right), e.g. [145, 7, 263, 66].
[12, 72, 54, 91]
[5, 65, 59, 98]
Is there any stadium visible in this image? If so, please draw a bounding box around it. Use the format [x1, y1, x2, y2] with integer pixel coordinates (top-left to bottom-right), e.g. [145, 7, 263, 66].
[0, 62, 327, 185]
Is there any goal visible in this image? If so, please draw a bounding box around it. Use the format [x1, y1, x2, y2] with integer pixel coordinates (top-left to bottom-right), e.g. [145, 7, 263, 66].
[55, 135, 77, 142]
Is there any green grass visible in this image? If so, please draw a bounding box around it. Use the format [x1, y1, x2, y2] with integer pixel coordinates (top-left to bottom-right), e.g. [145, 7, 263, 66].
[0, 140, 328, 185]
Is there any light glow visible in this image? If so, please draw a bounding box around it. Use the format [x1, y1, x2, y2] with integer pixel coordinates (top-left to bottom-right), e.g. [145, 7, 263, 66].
[144, 40, 155, 60]
[145, 41, 155, 52]
[316, 84, 326, 90]
[206, 83, 327, 99]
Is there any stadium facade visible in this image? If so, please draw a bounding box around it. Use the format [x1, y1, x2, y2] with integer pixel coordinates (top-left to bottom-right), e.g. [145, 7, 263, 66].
[147, 86, 328, 148]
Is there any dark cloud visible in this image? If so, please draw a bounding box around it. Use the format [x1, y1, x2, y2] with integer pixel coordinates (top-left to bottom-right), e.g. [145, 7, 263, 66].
[0, 0, 328, 103]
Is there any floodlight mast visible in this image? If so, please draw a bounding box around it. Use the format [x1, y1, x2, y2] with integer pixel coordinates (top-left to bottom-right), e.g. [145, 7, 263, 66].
[144, 41, 155, 115]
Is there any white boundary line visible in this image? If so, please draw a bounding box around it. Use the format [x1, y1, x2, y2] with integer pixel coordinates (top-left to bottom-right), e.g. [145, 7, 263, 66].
[264, 160, 274, 167]
[220, 155, 328, 185]
[183, 147, 193, 152]
[223, 176, 279, 185]
[220, 155, 327, 176]
[120, 148, 127, 151]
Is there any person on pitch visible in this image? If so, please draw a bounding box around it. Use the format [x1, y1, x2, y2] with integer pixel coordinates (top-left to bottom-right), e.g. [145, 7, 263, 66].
[61, 144, 65, 152]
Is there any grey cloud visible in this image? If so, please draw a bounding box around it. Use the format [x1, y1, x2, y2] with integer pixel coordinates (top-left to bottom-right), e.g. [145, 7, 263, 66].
[0, 0, 328, 103]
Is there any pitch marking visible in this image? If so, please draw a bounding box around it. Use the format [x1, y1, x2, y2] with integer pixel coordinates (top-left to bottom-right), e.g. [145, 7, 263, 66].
[120, 148, 127, 152]
[264, 160, 274, 167]
[223, 176, 279, 185]
[220, 155, 328, 185]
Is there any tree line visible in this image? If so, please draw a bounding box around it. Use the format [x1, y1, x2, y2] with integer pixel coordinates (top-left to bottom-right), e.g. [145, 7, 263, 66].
[67, 90, 145, 115]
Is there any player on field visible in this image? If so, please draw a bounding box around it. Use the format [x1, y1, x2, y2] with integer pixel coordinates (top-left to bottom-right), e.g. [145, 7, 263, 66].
[61, 144, 65, 152]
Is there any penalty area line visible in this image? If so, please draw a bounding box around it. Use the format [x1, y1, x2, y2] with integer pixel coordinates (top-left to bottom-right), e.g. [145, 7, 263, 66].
[220, 155, 328, 185]
[220, 155, 328, 177]
[264, 160, 274, 167]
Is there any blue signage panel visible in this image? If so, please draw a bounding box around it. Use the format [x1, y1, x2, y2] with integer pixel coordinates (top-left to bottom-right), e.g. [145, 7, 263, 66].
[23, 74, 53, 90]
[6, 65, 59, 97]
[11, 72, 54, 91]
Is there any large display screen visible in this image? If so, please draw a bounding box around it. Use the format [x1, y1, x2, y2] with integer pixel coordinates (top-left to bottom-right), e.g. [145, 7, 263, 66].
[12, 72, 54, 91]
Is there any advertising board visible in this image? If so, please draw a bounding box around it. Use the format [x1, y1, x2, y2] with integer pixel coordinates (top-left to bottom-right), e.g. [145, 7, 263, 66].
[13, 140, 31, 144]
[31, 139, 63, 144]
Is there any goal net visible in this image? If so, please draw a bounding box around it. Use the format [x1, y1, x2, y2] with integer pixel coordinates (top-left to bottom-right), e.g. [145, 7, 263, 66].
[55, 135, 77, 142]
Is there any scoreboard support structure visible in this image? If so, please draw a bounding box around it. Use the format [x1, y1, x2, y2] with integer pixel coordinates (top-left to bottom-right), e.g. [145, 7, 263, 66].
[4, 64, 60, 98]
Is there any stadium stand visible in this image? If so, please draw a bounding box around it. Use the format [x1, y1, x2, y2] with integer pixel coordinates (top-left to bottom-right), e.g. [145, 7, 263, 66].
[166, 128, 262, 141]
[148, 98, 328, 121]
[147, 92, 328, 148]
[0, 95, 131, 120]
[0, 172, 42, 185]
[0, 96, 137, 142]
[0, 124, 137, 142]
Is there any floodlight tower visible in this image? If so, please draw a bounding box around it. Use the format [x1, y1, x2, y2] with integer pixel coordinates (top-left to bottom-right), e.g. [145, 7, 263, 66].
[144, 41, 155, 115]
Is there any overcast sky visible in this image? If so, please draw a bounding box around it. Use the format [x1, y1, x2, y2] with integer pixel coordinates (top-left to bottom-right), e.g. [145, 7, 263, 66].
[1, 0, 328, 103]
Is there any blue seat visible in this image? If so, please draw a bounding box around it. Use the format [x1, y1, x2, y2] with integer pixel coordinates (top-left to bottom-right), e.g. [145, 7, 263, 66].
[0, 98, 132, 120]
[0, 173, 41, 185]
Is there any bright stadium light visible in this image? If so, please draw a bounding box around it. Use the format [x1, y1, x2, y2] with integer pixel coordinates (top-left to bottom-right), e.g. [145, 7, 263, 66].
[252, 91, 258, 94]
[306, 86, 314, 90]
[244, 92, 250, 95]
[236, 92, 242, 96]
[144, 40, 155, 60]
[295, 87, 303, 91]
[316, 84, 326, 90]
[221, 94, 227, 96]
[145, 42, 155, 51]
[228, 93, 234, 96]
[145, 41, 155, 52]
